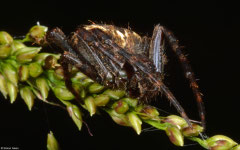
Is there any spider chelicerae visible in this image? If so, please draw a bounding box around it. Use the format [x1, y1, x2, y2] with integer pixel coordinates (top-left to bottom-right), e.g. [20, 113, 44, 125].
[46, 23, 205, 129]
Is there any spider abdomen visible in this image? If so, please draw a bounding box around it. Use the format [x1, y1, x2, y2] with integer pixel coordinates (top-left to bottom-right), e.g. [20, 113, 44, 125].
[84, 24, 150, 56]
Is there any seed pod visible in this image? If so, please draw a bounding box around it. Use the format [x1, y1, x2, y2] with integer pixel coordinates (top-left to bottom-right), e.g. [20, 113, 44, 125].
[20, 86, 35, 111]
[103, 89, 126, 100]
[163, 115, 188, 129]
[2, 63, 18, 86]
[25, 25, 48, 44]
[0, 44, 12, 58]
[53, 86, 74, 101]
[47, 131, 61, 150]
[18, 65, 29, 82]
[0, 74, 8, 99]
[29, 62, 43, 78]
[54, 66, 64, 80]
[44, 55, 58, 69]
[112, 100, 129, 114]
[15, 47, 41, 63]
[88, 83, 104, 94]
[81, 78, 94, 87]
[121, 97, 138, 107]
[127, 112, 142, 135]
[165, 126, 184, 147]
[182, 123, 203, 137]
[67, 104, 83, 130]
[12, 41, 26, 51]
[94, 94, 110, 106]
[7, 81, 18, 103]
[72, 83, 82, 94]
[80, 89, 86, 99]
[36, 77, 49, 100]
[232, 145, 240, 150]
[136, 105, 159, 120]
[46, 70, 65, 86]
[0, 31, 13, 44]
[106, 109, 131, 126]
[72, 72, 87, 81]
[206, 135, 237, 150]
[34, 53, 60, 63]
[84, 96, 96, 116]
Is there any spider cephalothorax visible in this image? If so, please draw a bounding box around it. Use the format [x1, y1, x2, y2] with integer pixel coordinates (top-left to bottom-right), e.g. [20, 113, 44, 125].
[46, 23, 205, 129]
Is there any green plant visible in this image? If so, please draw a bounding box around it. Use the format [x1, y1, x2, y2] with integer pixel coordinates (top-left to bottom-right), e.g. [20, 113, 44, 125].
[0, 25, 239, 150]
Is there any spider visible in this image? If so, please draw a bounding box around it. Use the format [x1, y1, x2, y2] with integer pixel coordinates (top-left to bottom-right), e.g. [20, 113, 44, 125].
[45, 23, 205, 129]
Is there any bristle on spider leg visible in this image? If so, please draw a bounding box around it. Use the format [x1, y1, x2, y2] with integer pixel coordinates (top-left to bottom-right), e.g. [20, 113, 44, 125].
[160, 83, 192, 128]
[160, 26, 206, 130]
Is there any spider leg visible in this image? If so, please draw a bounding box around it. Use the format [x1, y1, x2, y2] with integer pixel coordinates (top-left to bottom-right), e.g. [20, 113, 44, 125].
[158, 25, 206, 129]
[46, 28, 101, 104]
[72, 28, 131, 89]
[60, 54, 83, 104]
[89, 28, 192, 127]
[149, 24, 166, 77]
[68, 30, 117, 87]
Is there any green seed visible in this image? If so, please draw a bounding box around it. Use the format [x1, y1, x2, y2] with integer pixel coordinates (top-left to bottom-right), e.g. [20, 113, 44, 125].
[72, 83, 82, 94]
[81, 78, 94, 87]
[67, 104, 83, 131]
[46, 70, 65, 86]
[53, 86, 74, 101]
[80, 89, 86, 99]
[72, 72, 87, 81]
[29, 62, 43, 78]
[106, 109, 131, 126]
[0, 44, 12, 58]
[112, 100, 129, 114]
[127, 112, 142, 135]
[2, 63, 18, 86]
[36, 77, 49, 100]
[88, 83, 104, 94]
[0, 31, 13, 44]
[47, 131, 61, 150]
[18, 65, 29, 82]
[166, 126, 184, 146]
[206, 135, 237, 150]
[94, 94, 110, 106]
[34, 53, 60, 63]
[121, 97, 138, 107]
[54, 66, 64, 80]
[163, 115, 188, 129]
[20, 86, 35, 111]
[182, 123, 203, 137]
[84, 96, 96, 116]
[25, 25, 48, 44]
[7, 81, 18, 103]
[15, 47, 41, 63]
[103, 89, 126, 100]
[136, 105, 159, 120]
[232, 145, 240, 150]
[11, 41, 26, 54]
[0, 74, 8, 99]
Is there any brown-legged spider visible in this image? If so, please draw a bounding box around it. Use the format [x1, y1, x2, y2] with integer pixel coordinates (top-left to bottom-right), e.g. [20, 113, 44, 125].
[46, 23, 205, 129]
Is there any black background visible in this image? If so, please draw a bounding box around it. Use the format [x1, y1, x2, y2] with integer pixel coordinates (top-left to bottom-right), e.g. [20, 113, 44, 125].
[0, 1, 239, 150]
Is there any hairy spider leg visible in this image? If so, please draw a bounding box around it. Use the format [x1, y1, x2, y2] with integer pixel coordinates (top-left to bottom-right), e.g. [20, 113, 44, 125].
[72, 28, 130, 89]
[159, 25, 206, 129]
[149, 24, 166, 77]
[68, 30, 117, 87]
[46, 28, 99, 104]
[46, 28, 99, 80]
[87, 28, 192, 127]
